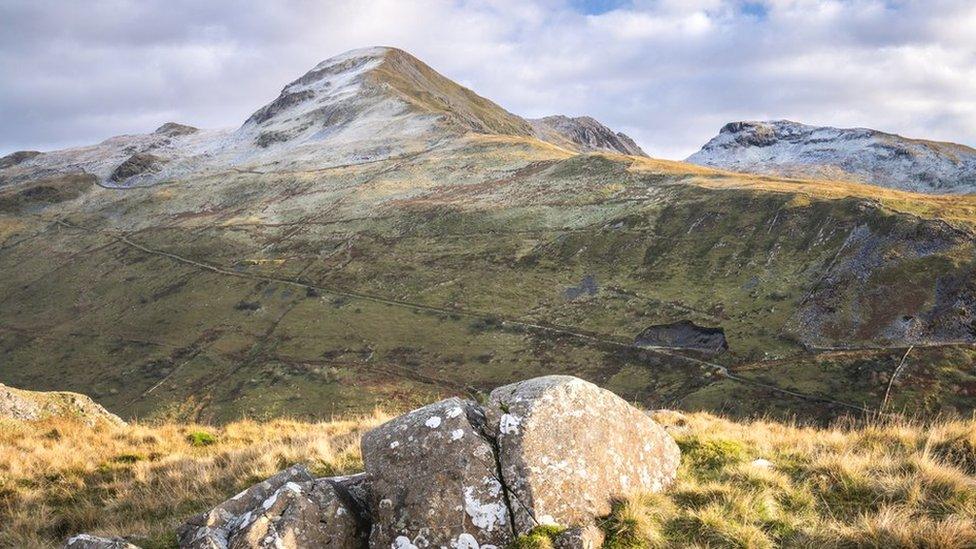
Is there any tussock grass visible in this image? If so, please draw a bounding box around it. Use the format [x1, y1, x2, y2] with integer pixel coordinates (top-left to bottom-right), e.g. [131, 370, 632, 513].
[602, 412, 976, 548]
[0, 412, 388, 548]
[2, 411, 975, 548]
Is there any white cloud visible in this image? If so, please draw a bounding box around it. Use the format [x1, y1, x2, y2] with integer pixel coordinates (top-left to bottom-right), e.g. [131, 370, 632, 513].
[0, 0, 974, 159]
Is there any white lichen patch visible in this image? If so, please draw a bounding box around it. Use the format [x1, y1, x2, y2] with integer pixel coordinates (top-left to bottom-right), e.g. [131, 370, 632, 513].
[447, 406, 464, 418]
[451, 429, 465, 441]
[425, 416, 442, 429]
[499, 413, 521, 435]
[463, 486, 507, 532]
[390, 440, 400, 449]
[394, 535, 419, 549]
[454, 533, 480, 549]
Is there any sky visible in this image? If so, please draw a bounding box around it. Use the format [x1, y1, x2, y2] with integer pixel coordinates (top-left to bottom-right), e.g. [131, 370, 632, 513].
[1, 0, 975, 159]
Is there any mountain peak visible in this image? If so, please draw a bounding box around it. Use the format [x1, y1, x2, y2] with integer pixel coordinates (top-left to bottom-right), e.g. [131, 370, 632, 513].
[689, 120, 976, 194]
[240, 46, 533, 147]
[2, 46, 647, 187]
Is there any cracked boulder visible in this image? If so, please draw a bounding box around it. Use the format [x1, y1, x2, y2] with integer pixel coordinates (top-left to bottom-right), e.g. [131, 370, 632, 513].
[176, 465, 368, 549]
[485, 375, 680, 534]
[361, 397, 513, 548]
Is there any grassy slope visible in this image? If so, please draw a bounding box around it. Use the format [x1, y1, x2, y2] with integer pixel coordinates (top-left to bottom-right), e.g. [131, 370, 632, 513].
[0, 136, 974, 423]
[2, 411, 975, 548]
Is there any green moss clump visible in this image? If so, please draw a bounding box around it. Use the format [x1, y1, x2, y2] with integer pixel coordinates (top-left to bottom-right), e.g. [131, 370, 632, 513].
[509, 525, 566, 549]
[186, 431, 217, 447]
[678, 437, 748, 470]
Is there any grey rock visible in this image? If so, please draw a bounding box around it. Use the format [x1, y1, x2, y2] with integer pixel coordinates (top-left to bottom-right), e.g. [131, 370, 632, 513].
[63, 534, 140, 549]
[227, 478, 368, 549]
[177, 465, 367, 549]
[109, 153, 166, 183]
[634, 320, 728, 354]
[485, 375, 680, 534]
[361, 397, 513, 549]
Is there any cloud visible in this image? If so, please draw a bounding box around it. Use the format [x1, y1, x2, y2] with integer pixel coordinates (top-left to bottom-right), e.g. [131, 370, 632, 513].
[0, 0, 974, 159]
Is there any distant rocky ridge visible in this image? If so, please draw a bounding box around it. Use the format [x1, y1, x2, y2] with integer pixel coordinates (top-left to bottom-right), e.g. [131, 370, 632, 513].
[1, 47, 645, 189]
[0, 383, 124, 426]
[530, 115, 646, 156]
[687, 120, 976, 194]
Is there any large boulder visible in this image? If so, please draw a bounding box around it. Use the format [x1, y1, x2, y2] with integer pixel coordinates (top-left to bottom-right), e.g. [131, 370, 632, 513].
[177, 465, 368, 549]
[484, 375, 680, 534]
[361, 397, 513, 549]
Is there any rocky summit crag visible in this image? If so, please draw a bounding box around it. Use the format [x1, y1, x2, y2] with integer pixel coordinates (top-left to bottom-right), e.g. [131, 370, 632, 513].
[0, 47, 975, 425]
[688, 120, 976, 194]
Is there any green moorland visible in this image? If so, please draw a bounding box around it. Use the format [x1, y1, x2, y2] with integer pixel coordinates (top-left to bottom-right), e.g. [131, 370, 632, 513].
[1, 135, 975, 423]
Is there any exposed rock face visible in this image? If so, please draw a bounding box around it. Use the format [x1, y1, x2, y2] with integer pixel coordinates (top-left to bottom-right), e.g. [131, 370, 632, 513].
[177, 465, 368, 549]
[0, 383, 124, 426]
[530, 115, 647, 157]
[687, 120, 976, 194]
[361, 397, 513, 548]
[154, 122, 199, 137]
[63, 535, 140, 549]
[0, 150, 42, 170]
[484, 375, 680, 535]
[634, 320, 729, 354]
[109, 153, 167, 184]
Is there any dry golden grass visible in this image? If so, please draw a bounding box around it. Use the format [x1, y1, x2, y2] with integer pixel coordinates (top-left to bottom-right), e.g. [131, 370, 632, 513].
[0, 412, 388, 548]
[3, 410, 975, 548]
[602, 412, 976, 548]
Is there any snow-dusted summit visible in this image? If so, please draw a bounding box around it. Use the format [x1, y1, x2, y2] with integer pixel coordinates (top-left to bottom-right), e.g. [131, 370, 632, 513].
[1, 47, 645, 188]
[687, 120, 976, 194]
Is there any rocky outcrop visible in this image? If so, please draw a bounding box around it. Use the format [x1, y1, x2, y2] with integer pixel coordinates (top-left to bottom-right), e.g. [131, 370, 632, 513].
[109, 153, 167, 184]
[63, 535, 140, 549]
[177, 465, 368, 549]
[530, 115, 647, 157]
[0, 150, 42, 170]
[687, 119, 976, 194]
[361, 397, 512, 548]
[0, 383, 124, 426]
[634, 320, 729, 354]
[169, 376, 679, 548]
[485, 376, 680, 534]
[154, 122, 199, 137]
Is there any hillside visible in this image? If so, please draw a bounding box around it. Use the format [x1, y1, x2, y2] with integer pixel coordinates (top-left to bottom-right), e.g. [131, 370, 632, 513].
[687, 120, 976, 194]
[2, 409, 974, 548]
[0, 48, 975, 425]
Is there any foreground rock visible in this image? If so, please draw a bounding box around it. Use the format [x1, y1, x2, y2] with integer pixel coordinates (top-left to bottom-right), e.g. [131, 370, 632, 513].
[177, 465, 368, 548]
[0, 383, 125, 426]
[176, 375, 680, 548]
[362, 397, 513, 548]
[63, 535, 140, 549]
[485, 376, 680, 534]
